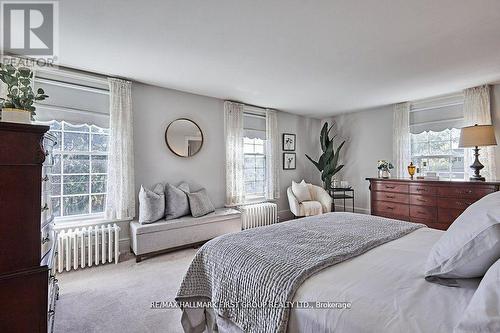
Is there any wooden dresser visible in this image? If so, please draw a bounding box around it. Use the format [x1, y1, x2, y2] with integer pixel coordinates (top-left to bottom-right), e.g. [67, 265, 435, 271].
[0, 122, 58, 332]
[367, 178, 500, 230]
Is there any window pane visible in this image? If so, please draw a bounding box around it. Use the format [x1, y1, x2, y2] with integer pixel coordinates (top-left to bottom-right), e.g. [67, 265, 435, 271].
[430, 141, 451, 155]
[63, 123, 89, 132]
[52, 197, 61, 217]
[244, 167, 256, 182]
[427, 157, 451, 171]
[255, 168, 265, 181]
[244, 155, 255, 168]
[63, 195, 89, 216]
[63, 175, 89, 195]
[91, 155, 108, 173]
[52, 154, 61, 174]
[91, 134, 108, 152]
[91, 194, 106, 213]
[411, 132, 428, 143]
[49, 121, 62, 131]
[91, 175, 107, 193]
[245, 181, 256, 194]
[51, 175, 61, 195]
[63, 132, 89, 151]
[429, 129, 450, 141]
[256, 156, 265, 168]
[63, 154, 90, 173]
[254, 143, 264, 154]
[411, 142, 428, 156]
[255, 181, 265, 194]
[244, 144, 254, 154]
[91, 125, 108, 134]
[51, 131, 62, 150]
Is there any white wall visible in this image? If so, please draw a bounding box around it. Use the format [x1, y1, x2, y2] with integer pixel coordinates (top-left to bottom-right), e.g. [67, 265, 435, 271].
[332, 83, 500, 214]
[332, 106, 394, 213]
[132, 83, 322, 222]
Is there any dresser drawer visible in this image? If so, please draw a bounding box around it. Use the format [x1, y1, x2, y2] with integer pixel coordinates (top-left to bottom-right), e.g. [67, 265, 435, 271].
[373, 191, 409, 204]
[438, 208, 463, 224]
[438, 198, 475, 210]
[372, 182, 409, 193]
[409, 184, 438, 195]
[373, 201, 409, 217]
[437, 186, 496, 198]
[410, 194, 437, 207]
[410, 205, 437, 220]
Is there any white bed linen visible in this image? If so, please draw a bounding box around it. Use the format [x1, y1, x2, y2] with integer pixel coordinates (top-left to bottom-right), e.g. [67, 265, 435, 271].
[217, 228, 480, 333]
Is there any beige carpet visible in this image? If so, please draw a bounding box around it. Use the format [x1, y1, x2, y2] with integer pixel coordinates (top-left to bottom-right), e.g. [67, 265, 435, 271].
[54, 248, 197, 333]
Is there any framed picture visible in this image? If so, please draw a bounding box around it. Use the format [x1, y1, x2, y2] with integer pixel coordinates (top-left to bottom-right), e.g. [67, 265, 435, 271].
[282, 133, 296, 151]
[283, 153, 296, 170]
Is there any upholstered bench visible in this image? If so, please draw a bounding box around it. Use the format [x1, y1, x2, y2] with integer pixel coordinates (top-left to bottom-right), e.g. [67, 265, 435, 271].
[130, 208, 241, 262]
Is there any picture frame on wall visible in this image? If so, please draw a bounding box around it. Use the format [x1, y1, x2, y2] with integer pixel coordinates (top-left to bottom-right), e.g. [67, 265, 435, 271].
[283, 152, 296, 170]
[282, 133, 296, 151]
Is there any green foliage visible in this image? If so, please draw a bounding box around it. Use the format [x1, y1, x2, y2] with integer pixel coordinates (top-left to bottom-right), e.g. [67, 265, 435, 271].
[305, 122, 346, 190]
[0, 63, 48, 118]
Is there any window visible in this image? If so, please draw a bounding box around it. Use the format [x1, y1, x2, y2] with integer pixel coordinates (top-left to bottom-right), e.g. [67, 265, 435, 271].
[410, 128, 464, 179]
[243, 111, 267, 199]
[46, 120, 109, 218]
[244, 137, 266, 198]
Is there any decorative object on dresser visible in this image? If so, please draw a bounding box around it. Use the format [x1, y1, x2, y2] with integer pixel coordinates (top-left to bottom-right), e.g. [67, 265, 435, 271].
[305, 122, 345, 189]
[0, 63, 49, 124]
[282, 133, 296, 151]
[0, 122, 58, 332]
[366, 178, 500, 230]
[459, 124, 497, 181]
[377, 160, 394, 178]
[407, 162, 416, 180]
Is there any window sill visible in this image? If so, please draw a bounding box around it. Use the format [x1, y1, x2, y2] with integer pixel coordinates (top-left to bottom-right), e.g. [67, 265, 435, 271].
[54, 216, 133, 230]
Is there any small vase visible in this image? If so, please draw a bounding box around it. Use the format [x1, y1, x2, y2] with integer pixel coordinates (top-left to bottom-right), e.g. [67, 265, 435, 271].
[382, 170, 391, 179]
[378, 170, 384, 178]
[1, 108, 31, 124]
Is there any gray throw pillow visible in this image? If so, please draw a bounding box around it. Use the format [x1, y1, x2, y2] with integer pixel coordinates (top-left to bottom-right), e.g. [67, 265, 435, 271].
[186, 188, 215, 218]
[138, 183, 165, 224]
[165, 182, 191, 220]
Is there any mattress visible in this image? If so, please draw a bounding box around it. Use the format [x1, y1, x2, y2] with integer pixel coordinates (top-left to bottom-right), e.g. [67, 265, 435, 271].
[217, 228, 480, 333]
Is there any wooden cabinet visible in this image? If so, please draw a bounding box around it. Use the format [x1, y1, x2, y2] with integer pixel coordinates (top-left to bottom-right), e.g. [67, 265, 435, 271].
[0, 122, 58, 332]
[367, 178, 499, 230]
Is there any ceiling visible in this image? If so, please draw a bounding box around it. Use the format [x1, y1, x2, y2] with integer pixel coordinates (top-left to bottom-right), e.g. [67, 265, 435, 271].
[59, 0, 500, 117]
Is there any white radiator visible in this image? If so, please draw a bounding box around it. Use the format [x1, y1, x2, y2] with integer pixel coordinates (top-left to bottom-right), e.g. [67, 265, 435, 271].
[56, 224, 120, 273]
[238, 202, 278, 230]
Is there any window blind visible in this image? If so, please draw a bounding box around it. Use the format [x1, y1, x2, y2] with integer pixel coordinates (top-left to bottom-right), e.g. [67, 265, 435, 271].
[243, 107, 266, 140]
[409, 93, 464, 134]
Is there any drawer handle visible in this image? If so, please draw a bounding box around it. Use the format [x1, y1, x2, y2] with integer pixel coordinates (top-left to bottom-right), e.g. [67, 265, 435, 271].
[386, 195, 395, 199]
[457, 201, 472, 206]
[386, 206, 395, 210]
[41, 203, 49, 212]
[417, 211, 426, 215]
[417, 198, 426, 202]
[416, 188, 426, 192]
[385, 186, 395, 189]
[42, 236, 50, 244]
[42, 175, 49, 182]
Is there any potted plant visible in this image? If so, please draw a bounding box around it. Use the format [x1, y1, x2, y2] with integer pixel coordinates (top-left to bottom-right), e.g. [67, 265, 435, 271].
[0, 63, 48, 124]
[305, 122, 345, 190]
[377, 160, 394, 178]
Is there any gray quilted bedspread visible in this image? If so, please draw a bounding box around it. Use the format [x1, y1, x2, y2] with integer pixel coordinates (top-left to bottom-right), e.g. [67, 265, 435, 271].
[176, 212, 424, 333]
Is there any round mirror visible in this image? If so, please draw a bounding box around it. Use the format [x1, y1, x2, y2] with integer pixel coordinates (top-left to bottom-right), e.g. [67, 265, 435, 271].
[165, 118, 204, 157]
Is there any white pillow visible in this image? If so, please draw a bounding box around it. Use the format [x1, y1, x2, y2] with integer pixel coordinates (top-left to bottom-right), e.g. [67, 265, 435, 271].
[292, 180, 312, 203]
[454, 259, 500, 332]
[425, 191, 500, 280]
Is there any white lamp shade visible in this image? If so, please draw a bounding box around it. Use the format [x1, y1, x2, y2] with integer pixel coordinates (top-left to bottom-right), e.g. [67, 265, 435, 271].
[459, 124, 497, 148]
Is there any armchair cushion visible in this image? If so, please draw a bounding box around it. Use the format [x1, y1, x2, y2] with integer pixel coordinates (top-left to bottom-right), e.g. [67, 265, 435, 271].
[292, 180, 312, 202]
[300, 201, 323, 216]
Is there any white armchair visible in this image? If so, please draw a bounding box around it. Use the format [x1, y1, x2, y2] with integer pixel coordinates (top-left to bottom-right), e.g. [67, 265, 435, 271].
[287, 183, 332, 217]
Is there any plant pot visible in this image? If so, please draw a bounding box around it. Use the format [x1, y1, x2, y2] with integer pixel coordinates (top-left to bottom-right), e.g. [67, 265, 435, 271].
[382, 170, 391, 179]
[1, 108, 31, 124]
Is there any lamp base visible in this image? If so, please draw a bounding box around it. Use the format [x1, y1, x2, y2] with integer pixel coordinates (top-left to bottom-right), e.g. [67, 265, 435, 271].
[470, 146, 486, 182]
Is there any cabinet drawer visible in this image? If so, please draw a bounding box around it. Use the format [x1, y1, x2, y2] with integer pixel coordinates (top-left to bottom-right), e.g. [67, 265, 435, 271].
[410, 195, 437, 207]
[437, 186, 496, 198]
[409, 184, 438, 195]
[373, 201, 409, 217]
[438, 198, 475, 210]
[410, 205, 437, 220]
[372, 182, 409, 193]
[438, 208, 463, 224]
[373, 191, 409, 204]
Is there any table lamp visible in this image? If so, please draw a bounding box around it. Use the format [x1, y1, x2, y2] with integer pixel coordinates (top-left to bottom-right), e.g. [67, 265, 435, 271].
[458, 124, 497, 181]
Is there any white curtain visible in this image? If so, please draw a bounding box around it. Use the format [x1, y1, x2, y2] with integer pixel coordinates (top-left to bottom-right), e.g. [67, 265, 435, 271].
[224, 101, 245, 206]
[393, 102, 411, 178]
[463, 85, 497, 180]
[265, 109, 280, 200]
[105, 78, 135, 220]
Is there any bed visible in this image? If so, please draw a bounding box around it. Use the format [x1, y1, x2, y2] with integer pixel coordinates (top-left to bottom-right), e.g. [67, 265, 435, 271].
[176, 208, 497, 333]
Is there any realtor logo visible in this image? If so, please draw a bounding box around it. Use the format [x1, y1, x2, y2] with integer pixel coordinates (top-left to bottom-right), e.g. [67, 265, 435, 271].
[1, 1, 58, 59]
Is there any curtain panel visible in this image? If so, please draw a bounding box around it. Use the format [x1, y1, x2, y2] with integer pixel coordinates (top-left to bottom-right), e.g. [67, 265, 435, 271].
[105, 78, 135, 220]
[463, 85, 497, 180]
[265, 109, 280, 200]
[393, 102, 411, 178]
[224, 101, 245, 206]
